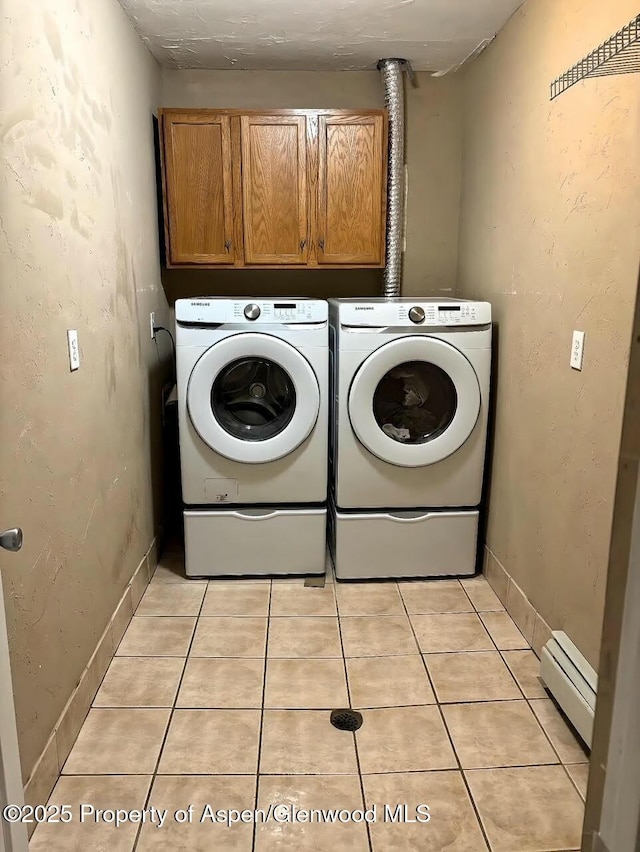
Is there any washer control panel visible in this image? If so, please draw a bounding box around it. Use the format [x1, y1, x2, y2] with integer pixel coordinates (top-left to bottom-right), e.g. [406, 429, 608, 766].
[271, 302, 318, 322]
[433, 303, 480, 324]
[338, 300, 491, 327]
[176, 298, 328, 325]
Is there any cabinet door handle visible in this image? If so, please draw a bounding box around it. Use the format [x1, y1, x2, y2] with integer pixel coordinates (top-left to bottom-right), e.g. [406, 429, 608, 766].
[224, 240, 232, 252]
[318, 239, 325, 251]
[299, 239, 306, 251]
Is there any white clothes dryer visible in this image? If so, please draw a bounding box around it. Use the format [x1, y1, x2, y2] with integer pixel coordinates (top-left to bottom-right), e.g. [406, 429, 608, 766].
[176, 297, 328, 577]
[328, 297, 492, 579]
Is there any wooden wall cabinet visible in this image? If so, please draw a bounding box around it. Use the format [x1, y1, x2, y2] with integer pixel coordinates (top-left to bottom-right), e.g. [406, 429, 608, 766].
[240, 115, 309, 265]
[317, 113, 386, 265]
[162, 113, 236, 264]
[159, 108, 387, 269]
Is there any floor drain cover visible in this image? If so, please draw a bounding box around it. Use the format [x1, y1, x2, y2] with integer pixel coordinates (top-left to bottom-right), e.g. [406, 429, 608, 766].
[330, 709, 363, 732]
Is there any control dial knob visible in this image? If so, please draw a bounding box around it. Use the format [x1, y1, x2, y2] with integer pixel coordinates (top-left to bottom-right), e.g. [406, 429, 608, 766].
[244, 303, 261, 321]
[408, 306, 425, 324]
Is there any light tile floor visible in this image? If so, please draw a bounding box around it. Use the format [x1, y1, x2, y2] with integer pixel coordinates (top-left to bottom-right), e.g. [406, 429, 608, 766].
[31, 549, 589, 851]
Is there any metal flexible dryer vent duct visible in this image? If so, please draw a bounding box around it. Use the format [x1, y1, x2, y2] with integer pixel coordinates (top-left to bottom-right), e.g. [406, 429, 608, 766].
[377, 58, 409, 299]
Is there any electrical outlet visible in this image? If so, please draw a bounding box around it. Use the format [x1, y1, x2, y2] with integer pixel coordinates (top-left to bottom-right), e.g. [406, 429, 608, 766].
[150, 312, 156, 340]
[570, 330, 585, 370]
[67, 330, 80, 371]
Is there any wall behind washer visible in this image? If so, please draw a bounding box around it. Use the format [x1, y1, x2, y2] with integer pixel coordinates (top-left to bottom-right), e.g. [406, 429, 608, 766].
[457, 0, 640, 668]
[0, 0, 168, 778]
[159, 69, 463, 303]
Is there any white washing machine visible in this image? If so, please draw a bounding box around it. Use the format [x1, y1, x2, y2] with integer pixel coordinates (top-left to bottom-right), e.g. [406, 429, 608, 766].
[329, 297, 492, 579]
[176, 297, 328, 577]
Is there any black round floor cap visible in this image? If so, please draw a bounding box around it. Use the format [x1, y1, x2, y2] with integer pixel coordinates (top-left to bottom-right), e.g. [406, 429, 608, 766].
[330, 709, 363, 731]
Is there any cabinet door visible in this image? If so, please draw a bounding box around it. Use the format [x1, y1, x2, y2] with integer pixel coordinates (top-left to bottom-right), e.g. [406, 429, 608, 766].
[240, 115, 308, 265]
[162, 113, 235, 265]
[317, 113, 387, 266]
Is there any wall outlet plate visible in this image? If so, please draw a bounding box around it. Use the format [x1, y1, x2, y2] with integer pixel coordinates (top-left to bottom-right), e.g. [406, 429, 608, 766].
[570, 330, 585, 370]
[67, 330, 80, 371]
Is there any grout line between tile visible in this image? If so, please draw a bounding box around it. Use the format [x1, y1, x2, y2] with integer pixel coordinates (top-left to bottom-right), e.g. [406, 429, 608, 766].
[252, 580, 273, 852]
[38, 764, 575, 781]
[452, 596, 528, 701]
[83, 697, 554, 711]
[130, 613, 207, 619]
[562, 763, 588, 802]
[130, 582, 207, 851]
[336, 586, 374, 852]
[457, 581, 478, 613]
[523, 696, 589, 767]
[397, 584, 492, 852]
[38, 765, 585, 778]
[497, 647, 543, 701]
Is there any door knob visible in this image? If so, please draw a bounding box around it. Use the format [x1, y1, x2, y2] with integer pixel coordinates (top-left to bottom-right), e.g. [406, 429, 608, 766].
[0, 528, 23, 552]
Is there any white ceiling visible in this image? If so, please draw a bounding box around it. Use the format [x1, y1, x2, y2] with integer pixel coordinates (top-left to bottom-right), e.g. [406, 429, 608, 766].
[118, 0, 522, 72]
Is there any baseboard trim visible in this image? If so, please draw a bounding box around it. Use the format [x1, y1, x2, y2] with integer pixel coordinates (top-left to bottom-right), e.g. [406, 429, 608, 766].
[22, 535, 159, 828]
[483, 545, 553, 658]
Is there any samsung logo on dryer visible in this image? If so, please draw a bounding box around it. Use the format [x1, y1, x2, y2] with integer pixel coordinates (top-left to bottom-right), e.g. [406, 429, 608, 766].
[190, 301, 210, 307]
[354, 306, 374, 310]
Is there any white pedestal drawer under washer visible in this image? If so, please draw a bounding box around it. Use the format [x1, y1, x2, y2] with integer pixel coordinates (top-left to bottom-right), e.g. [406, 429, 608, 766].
[176, 297, 329, 577]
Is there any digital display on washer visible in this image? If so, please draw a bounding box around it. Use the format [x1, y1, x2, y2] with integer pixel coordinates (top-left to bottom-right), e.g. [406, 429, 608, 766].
[275, 303, 296, 309]
[439, 306, 460, 311]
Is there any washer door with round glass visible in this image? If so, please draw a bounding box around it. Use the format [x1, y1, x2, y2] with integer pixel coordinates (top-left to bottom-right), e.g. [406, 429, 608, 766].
[187, 333, 320, 463]
[348, 336, 480, 467]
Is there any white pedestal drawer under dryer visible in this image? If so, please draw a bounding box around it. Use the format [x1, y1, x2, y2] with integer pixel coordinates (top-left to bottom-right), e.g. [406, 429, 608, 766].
[328, 297, 492, 579]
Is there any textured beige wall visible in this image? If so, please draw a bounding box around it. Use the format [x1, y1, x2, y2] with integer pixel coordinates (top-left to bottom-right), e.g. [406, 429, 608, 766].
[159, 69, 463, 302]
[457, 0, 640, 667]
[0, 0, 168, 777]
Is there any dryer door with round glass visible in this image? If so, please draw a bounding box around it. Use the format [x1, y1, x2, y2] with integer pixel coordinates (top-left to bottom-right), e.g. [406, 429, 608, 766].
[348, 336, 481, 467]
[187, 333, 320, 463]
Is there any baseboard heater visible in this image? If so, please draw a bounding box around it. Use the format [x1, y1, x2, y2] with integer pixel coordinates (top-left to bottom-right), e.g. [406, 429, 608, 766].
[540, 631, 597, 748]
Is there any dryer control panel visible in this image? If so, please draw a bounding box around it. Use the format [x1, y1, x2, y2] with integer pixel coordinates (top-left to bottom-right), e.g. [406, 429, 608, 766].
[176, 298, 328, 325]
[338, 300, 491, 328]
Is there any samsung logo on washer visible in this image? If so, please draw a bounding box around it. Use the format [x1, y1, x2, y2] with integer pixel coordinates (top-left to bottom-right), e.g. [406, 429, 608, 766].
[355, 306, 374, 311]
[191, 301, 209, 307]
